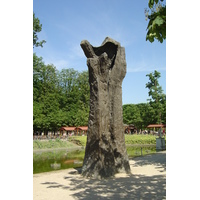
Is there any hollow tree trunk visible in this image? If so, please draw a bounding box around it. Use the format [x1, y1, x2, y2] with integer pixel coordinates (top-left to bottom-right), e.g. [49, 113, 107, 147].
[80, 37, 130, 178]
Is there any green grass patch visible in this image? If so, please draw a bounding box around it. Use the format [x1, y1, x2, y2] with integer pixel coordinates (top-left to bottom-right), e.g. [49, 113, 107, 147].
[68, 135, 157, 146]
[33, 149, 85, 161]
[68, 136, 87, 146]
[127, 146, 156, 157]
[33, 139, 78, 150]
[33, 135, 161, 150]
[125, 135, 157, 145]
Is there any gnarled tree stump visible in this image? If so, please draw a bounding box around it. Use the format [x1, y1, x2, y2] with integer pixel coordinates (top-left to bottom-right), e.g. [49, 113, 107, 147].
[80, 37, 130, 178]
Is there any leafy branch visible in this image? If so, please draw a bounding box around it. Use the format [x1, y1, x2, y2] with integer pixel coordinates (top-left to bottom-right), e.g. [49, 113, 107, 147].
[33, 13, 46, 48]
[145, 0, 166, 43]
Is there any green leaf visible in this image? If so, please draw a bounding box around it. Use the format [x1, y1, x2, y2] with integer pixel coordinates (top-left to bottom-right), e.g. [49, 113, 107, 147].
[153, 16, 164, 27]
[148, 0, 154, 8]
[146, 3, 166, 43]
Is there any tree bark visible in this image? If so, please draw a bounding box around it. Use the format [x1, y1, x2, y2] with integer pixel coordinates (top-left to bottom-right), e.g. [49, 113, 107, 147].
[80, 37, 130, 178]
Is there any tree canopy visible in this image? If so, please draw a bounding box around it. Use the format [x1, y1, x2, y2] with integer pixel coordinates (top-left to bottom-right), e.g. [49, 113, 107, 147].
[33, 54, 90, 133]
[145, 0, 166, 43]
[123, 70, 166, 130]
[33, 14, 89, 133]
[33, 12, 46, 48]
[146, 70, 166, 124]
[33, 55, 166, 133]
[33, 59, 166, 133]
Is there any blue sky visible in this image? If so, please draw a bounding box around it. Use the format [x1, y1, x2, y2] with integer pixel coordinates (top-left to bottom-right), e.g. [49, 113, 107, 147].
[33, 0, 166, 105]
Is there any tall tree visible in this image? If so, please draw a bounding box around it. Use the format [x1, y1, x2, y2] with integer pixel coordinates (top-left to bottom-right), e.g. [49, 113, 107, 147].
[33, 53, 44, 102]
[146, 70, 165, 124]
[33, 12, 46, 48]
[145, 0, 166, 43]
[33, 52, 91, 132]
[33, 60, 61, 133]
[160, 93, 166, 124]
[58, 68, 80, 114]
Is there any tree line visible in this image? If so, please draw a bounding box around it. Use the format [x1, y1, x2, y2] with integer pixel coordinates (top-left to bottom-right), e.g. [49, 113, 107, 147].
[123, 70, 166, 131]
[33, 54, 90, 134]
[33, 56, 166, 134]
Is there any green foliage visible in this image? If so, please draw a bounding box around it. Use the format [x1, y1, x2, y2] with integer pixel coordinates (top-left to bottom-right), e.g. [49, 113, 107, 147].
[123, 104, 143, 128]
[33, 54, 90, 133]
[33, 13, 46, 48]
[145, 0, 166, 43]
[33, 55, 165, 132]
[123, 70, 166, 127]
[33, 12, 165, 132]
[146, 70, 166, 124]
[148, 0, 164, 9]
[146, 70, 162, 100]
[123, 102, 164, 129]
[136, 103, 155, 127]
[33, 13, 89, 133]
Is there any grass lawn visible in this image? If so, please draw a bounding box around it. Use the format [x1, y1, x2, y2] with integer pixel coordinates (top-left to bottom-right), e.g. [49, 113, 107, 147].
[68, 134, 158, 147]
[33, 135, 162, 150]
[33, 138, 78, 150]
[68, 136, 87, 146]
[125, 134, 157, 145]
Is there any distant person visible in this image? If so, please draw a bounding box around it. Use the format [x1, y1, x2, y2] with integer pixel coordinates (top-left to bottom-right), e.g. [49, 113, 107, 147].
[163, 129, 165, 136]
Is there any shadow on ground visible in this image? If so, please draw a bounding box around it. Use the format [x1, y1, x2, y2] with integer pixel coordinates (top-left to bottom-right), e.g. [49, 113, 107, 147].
[41, 152, 166, 199]
[130, 151, 166, 172]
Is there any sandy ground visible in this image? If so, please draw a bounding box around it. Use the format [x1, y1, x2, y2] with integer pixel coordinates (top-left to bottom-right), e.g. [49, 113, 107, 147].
[33, 151, 166, 200]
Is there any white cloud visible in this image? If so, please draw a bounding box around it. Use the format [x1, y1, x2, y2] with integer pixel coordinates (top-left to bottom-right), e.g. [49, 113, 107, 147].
[127, 66, 166, 73]
[52, 59, 69, 70]
[41, 57, 68, 70]
[127, 60, 166, 73]
[70, 44, 85, 59]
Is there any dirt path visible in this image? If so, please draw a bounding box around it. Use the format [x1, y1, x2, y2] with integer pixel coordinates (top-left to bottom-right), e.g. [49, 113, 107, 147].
[33, 151, 166, 200]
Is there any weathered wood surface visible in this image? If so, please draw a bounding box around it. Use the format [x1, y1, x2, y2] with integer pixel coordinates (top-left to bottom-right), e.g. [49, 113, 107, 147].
[80, 37, 130, 178]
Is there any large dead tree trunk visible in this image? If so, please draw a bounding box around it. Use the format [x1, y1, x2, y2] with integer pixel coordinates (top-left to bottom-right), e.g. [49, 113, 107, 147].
[80, 37, 130, 178]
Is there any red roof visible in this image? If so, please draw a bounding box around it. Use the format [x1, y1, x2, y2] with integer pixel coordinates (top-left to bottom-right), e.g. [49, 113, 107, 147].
[60, 127, 76, 131]
[60, 126, 88, 131]
[147, 124, 166, 128]
[76, 126, 88, 131]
